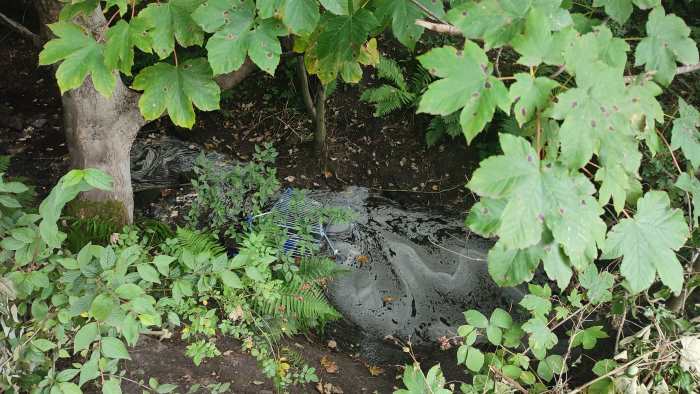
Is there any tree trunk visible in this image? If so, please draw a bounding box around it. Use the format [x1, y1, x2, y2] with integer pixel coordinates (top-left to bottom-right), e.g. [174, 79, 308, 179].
[63, 78, 146, 224]
[314, 84, 327, 158]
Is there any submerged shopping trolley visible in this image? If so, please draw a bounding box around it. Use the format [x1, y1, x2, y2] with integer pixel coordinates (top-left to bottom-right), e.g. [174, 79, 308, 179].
[248, 188, 338, 257]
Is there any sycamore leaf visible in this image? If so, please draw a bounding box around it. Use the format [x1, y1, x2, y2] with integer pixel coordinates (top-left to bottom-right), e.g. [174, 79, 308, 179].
[105, 0, 129, 16]
[131, 58, 220, 128]
[59, 0, 99, 21]
[139, 0, 205, 59]
[283, 0, 320, 35]
[38, 22, 115, 97]
[488, 242, 543, 286]
[466, 197, 506, 238]
[446, 0, 531, 49]
[563, 25, 628, 89]
[257, 0, 283, 18]
[592, 0, 660, 24]
[104, 19, 152, 75]
[634, 7, 699, 86]
[675, 173, 700, 226]
[315, 9, 379, 83]
[319, 0, 363, 15]
[542, 243, 573, 289]
[603, 191, 689, 294]
[374, 0, 445, 50]
[511, 9, 575, 66]
[671, 98, 700, 168]
[417, 43, 510, 143]
[509, 73, 558, 126]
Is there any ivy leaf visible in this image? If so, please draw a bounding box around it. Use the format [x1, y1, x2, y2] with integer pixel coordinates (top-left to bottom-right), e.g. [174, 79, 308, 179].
[571, 326, 608, 349]
[375, 0, 444, 50]
[511, 9, 575, 66]
[675, 173, 700, 226]
[417, 43, 509, 143]
[131, 58, 220, 128]
[671, 98, 700, 168]
[38, 22, 115, 97]
[283, 0, 320, 35]
[509, 73, 558, 126]
[522, 317, 557, 360]
[579, 265, 614, 304]
[104, 19, 152, 75]
[634, 7, 699, 86]
[139, 0, 205, 59]
[603, 191, 689, 294]
[592, 0, 660, 24]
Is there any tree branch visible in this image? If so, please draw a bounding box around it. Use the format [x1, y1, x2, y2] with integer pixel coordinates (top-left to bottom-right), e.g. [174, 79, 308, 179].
[0, 11, 42, 47]
[297, 55, 316, 118]
[214, 58, 256, 91]
[415, 19, 462, 36]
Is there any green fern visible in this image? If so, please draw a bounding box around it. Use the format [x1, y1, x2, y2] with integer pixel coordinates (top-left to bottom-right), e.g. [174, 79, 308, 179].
[139, 219, 174, 245]
[298, 256, 348, 282]
[65, 217, 119, 252]
[176, 227, 227, 256]
[426, 112, 462, 147]
[409, 64, 433, 93]
[0, 156, 9, 173]
[255, 284, 341, 328]
[361, 57, 419, 117]
[376, 57, 408, 90]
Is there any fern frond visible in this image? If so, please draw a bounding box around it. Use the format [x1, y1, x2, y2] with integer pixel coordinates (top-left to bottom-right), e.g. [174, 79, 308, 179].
[255, 284, 341, 328]
[0, 156, 9, 173]
[500, 116, 525, 136]
[139, 219, 174, 245]
[426, 113, 462, 147]
[176, 227, 227, 256]
[298, 256, 348, 282]
[65, 217, 119, 252]
[361, 85, 409, 117]
[410, 65, 433, 93]
[377, 57, 407, 90]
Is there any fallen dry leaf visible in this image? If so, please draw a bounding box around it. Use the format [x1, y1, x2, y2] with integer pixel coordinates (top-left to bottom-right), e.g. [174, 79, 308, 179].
[323, 170, 333, 178]
[320, 355, 338, 374]
[316, 381, 344, 394]
[367, 365, 385, 376]
[327, 340, 337, 350]
[355, 255, 369, 266]
[383, 296, 396, 304]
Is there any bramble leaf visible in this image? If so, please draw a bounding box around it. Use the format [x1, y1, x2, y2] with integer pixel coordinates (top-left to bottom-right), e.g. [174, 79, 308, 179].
[634, 7, 699, 86]
[603, 191, 689, 294]
[417, 43, 510, 143]
[671, 98, 700, 168]
[38, 22, 114, 97]
[131, 58, 220, 128]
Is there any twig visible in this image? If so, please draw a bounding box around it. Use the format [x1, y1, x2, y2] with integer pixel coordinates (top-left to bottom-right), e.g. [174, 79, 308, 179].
[0, 11, 41, 47]
[415, 19, 461, 36]
[409, 0, 448, 24]
[625, 63, 700, 82]
[490, 366, 528, 393]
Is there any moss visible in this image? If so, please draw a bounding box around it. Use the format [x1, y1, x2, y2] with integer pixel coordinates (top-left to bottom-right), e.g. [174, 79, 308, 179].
[65, 199, 129, 228]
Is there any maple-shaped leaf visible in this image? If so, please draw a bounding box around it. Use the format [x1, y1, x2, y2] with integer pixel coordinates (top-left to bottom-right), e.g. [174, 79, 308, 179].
[509, 73, 558, 126]
[468, 134, 606, 266]
[319, 0, 363, 15]
[466, 197, 506, 238]
[374, 0, 445, 50]
[511, 8, 575, 66]
[417, 43, 510, 143]
[59, 0, 99, 21]
[447, 0, 531, 49]
[104, 19, 152, 75]
[603, 191, 689, 294]
[595, 164, 642, 213]
[542, 243, 573, 290]
[131, 58, 220, 128]
[257, 0, 283, 18]
[38, 22, 115, 97]
[488, 242, 543, 286]
[139, 0, 205, 59]
[676, 173, 700, 226]
[564, 25, 628, 89]
[105, 0, 129, 16]
[635, 7, 699, 86]
[314, 9, 379, 83]
[592, 0, 660, 24]
[671, 98, 700, 168]
[283, 0, 320, 35]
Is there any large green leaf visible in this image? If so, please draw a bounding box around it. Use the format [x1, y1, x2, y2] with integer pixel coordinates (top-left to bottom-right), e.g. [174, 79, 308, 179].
[38, 22, 114, 97]
[374, 0, 444, 50]
[634, 7, 699, 86]
[592, 0, 660, 24]
[417, 43, 509, 143]
[139, 0, 205, 59]
[447, 0, 532, 49]
[675, 173, 700, 226]
[603, 191, 689, 294]
[131, 58, 220, 128]
[511, 9, 575, 66]
[671, 98, 700, 168]
[283, 0, 320, 35]
[104, 19, 152, 75]
[508, 73, 558, 126]
[488, 242, 543, 286]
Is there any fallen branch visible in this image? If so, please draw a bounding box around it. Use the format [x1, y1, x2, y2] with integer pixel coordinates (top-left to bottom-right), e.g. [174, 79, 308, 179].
[415, 19, 462, 36]
[0, 11, 41, 47]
